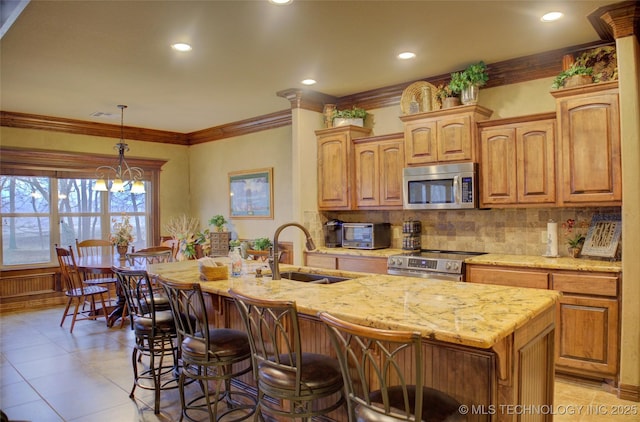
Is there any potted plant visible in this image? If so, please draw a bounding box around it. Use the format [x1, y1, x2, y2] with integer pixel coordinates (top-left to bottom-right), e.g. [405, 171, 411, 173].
[164, 214, 200, 260]
[209, 214, 228, 232]
[562, 218, 589, 258]
[331, 106, 367, 127]
[247, 237, 273, 261]
[435, 83, 461, 109]
[455, 61, 489, 105]
[109, 216, 134, 256]
[552, 64, 593, 89]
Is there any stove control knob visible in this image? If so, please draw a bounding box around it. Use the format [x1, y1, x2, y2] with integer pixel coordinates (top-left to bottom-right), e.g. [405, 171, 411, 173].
[445, 261, 452, 270]
[452, 262, 460, 271]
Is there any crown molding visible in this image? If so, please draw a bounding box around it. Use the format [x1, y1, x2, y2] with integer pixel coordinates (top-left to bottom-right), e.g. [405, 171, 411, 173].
[187, 109, 292, 144]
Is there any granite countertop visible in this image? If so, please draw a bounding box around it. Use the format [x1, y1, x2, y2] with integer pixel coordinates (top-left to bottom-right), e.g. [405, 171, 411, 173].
[310, 247, 404, 257]
[149, 259, 560, 350]
[465, 253, 622, 273]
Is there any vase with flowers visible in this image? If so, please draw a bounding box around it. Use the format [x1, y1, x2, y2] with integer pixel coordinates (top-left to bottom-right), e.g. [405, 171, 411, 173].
[110, 216, 134, 256]
[562, 218, 589, 258]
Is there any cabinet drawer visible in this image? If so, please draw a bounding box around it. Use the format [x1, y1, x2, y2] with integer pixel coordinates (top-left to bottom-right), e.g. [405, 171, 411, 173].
[337, 256, 387, 274]
[304, 254, 337, 269]
[466, 265, 548, 289]
[551, 272, 618, 297]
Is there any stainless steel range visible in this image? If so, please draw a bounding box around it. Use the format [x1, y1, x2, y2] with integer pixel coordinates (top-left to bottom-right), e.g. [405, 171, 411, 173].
[387, 250, 486, 281]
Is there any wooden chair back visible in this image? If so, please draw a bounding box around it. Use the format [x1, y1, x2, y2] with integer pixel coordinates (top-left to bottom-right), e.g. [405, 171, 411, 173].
[76, 238, 114, 258]
[56, 245, 86, 293]
[126, 246, 173, 266]
[160, 238, 179, 260]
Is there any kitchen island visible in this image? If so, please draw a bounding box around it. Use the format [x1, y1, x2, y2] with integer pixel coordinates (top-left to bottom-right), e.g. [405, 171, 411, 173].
[149, 260, 561, 422]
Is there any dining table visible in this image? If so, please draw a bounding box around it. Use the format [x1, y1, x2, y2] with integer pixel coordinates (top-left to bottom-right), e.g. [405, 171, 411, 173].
[75, 253, 144, 327]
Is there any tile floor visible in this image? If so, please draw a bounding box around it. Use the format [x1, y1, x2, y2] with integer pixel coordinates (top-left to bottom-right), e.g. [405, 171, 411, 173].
[1, 306, 638, 421]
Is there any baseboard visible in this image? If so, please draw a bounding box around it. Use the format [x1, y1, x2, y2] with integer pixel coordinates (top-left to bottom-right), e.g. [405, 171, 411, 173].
[618, 383, 640, 402]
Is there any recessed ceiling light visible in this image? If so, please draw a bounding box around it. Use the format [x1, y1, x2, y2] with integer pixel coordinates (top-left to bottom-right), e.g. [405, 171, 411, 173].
[269, 0, 292, 5]
[541, 12, 563, 22]
[301, 79, 317, 86]
[398, 52, 416, 60]
[171, 42, 192, 52]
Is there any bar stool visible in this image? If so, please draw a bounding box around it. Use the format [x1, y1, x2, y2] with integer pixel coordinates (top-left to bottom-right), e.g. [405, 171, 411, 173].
[229, 289, 345, 422]
[319, 312, 466, 422]
[161, 280, 256, 422]
[113, 267, 179, 414]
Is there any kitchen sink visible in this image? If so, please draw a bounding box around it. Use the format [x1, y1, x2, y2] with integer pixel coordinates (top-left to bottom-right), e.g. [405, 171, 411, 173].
[279, 271, 350, 284]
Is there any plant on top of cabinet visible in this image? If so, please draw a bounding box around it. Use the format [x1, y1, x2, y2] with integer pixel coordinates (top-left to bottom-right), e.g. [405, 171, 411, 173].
[435, 83, 460, 109]
[209, 214, 228, 232]
[552, 64, 593, 89]
[452, 61, 489, 105]
[332, 106, 367, 127]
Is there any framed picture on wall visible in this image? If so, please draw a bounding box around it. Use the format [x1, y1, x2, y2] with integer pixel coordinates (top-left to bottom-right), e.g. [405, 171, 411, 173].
[229, 167, 274, 219]
[581, 213, 622, 259]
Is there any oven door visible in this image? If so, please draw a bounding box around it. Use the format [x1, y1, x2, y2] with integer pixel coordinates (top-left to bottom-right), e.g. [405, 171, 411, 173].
[387, 268, 463, 281]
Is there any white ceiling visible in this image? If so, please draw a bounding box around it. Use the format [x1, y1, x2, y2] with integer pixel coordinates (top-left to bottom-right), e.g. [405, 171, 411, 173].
[0, 0, 614, 134]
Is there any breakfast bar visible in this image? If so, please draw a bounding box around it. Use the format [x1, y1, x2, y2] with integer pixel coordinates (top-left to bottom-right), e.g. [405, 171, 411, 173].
[149, 260, 561, 422]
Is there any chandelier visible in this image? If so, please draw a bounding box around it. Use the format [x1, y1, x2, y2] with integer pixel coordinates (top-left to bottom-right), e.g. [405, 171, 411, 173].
[94, 105, 145, 194]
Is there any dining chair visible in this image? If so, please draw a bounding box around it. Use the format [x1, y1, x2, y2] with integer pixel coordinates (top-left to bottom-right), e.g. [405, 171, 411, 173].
[55, 245, 109, 333]
[229, 289, 345, 422]
[126, 246, 173, 266]
[161, 280, 256, 422]
[112, 267, 179, 414]
[75, 238, 114, 257]
[318, 312, 466, 422]
[160, 238, 179, 261]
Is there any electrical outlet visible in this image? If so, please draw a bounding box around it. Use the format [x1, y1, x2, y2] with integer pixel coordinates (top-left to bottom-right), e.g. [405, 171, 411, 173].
[541, 231, 548, 244]
[392, 227, 401, 239]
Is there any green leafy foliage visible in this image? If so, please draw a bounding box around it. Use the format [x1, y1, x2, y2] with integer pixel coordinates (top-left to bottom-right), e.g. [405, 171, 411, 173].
[552, 65, 593, 89]
[208, 214, 227, 232]
[252, 237, 273, 251]
[331, 106, 367, 119]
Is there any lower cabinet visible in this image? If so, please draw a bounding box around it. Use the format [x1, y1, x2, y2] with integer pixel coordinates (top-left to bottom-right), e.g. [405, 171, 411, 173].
[304, 252, 388, 274]
[466, 264, 620, 381]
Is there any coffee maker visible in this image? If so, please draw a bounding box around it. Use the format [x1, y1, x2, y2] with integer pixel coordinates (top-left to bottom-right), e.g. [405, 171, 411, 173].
[323, 219, 343, 247]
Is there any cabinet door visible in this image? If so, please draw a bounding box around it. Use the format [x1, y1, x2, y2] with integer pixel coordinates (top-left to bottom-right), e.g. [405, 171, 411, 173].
[404, 119, 437, 165]
[557, 91, 621, 205]
[437, 115, 473, 162]
[304, 253, 337, 269]
[555, 295, 619, 377]
[354, 143, 380, 207]
[480, 127, 517, 205]
[466, 265, 549, 289]
[516, 120, 556, 204]
[337, 256, 388, 274]
[317, 133, 351, 209]
[378, 139, 404, 207]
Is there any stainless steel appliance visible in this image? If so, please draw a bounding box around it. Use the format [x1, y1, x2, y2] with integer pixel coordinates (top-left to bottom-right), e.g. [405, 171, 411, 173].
[387, 249, 486, 281]
[342, 223, 391, 250]
[403, 162, 478, 210]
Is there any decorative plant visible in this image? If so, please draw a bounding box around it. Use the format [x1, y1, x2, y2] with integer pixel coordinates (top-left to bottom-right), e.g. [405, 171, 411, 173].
[562, 218, 589, 248]
[164, 214, 201, 260]
[552, 64, 593, 89]
[434, 83, 456, 101]
[195, 228, 211, 256]
[331, 106, 367, 120]
[208, 214, 228, 232]
[447, 73, 466, 96]
[449, 61, 489, 92]
[251, 237, 273, 251]
[109, 216, 134, 246]
[575, 46, 617, 82]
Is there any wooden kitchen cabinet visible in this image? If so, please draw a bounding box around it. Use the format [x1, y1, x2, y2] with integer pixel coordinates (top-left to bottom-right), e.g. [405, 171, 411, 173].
[466, 263, 620, 380]
[551, 81, 621, 206]
[401, 104, 492, 165]
[552, 271, 619, 378]
[305, 252, 388, 274]
[316, 126, 372, 210]
[478, 114, 556, 207]
[353, 134, 404, 208]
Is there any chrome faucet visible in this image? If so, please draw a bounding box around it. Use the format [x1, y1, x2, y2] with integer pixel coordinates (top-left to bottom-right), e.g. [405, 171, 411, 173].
[269, 222, 316, 280]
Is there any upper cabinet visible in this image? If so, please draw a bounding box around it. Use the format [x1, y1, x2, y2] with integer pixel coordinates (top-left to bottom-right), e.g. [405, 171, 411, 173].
[478, 113, 557, 207]
[353, 134, 404, 209]
[401, 105, 492, 165]
[551, 81, 621, 206]
[316, 126, 372, 210]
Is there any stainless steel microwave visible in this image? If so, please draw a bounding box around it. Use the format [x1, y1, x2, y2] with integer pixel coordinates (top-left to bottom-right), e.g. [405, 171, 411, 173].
[342, 223, 391, 249]
[403, 162, 478, 210]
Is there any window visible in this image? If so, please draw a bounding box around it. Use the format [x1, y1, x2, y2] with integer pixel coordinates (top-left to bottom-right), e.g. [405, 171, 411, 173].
[2, 175, 149, 267]
[0, 147, 165, 269]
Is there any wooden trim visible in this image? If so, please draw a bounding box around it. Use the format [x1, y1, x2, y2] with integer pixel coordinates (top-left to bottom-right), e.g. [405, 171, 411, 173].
[0, 111, 188, 145]
[188, 109, 292, 144]
[1, 41, 616, 146]
[352, 132, 403, 144]
[477, 112, 557, 129]
[618, 383, 640, 402]
[588, 1, 640, 40]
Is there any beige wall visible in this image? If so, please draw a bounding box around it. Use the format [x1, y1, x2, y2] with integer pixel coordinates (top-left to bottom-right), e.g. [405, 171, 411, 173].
[188, 126, 293, 243]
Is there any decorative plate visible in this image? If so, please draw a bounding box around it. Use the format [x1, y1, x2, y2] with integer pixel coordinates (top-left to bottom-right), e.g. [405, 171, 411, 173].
[400, 81, 439, 115]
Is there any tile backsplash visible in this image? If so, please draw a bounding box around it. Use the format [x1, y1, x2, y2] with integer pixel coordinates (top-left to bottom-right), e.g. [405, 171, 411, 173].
[322, 207, 621, 258]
